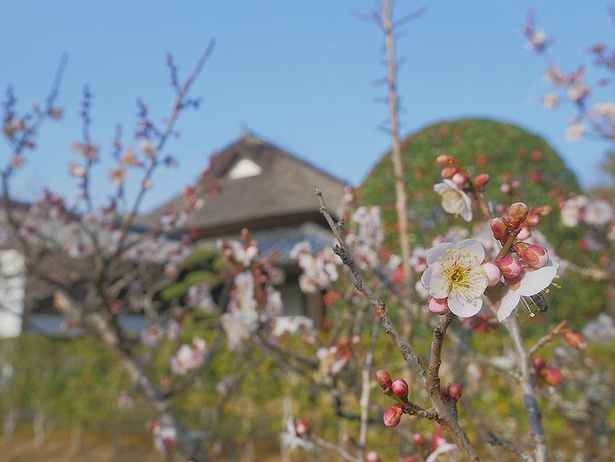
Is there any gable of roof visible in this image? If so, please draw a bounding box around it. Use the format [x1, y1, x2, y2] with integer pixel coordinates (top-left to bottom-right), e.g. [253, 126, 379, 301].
[136, 133, 348, 235]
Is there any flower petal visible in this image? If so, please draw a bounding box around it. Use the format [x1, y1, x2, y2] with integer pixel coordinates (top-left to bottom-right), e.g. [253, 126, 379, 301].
[427, 270, 450, 299]
[448, 292, 483, 318]
[517, 266, 557, 296]
[458, 239, 485, 264]
[497, 289, 520, 322]
[426, 241, 454, 265]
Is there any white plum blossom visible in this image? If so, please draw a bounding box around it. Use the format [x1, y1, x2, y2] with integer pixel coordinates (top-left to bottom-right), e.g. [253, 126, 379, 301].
[560, 195, 589, 227]
[421, 239, 488, 317]
[433, 179, 472, 222]
[526, 30, 546, 50]
[592, 101, 615, 119]
[351, 206, 384, 250]
[141, 138, 158, 159]
[170, 337, 207, 376]
[495, 260, 559, 322]
[264, 287, 283, 317]
[186, 282, 217, 312]
[290, 241, 339, 293]
[141, 325, 164, 347]
[566, 82, 589, 102]
[542, 92, 560, 109]
[345, 233, 379, 270]
[151, 422, 177, 453]
[584, 199, 614, 227]
[220, 271, 260, 350]
[227, 240, 259, 267]
[270, 316, 314, 337]
[564, 122, 587, 142]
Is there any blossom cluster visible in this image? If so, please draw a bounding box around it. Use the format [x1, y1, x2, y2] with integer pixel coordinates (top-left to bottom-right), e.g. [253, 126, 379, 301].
[560, 195, 614, 233]
[420, 202, 559, 321]
[170, 337, 207, 376]
[290, 241, 339, 293]
[432, 154, 493, 223]
[522, 11, 615, 144]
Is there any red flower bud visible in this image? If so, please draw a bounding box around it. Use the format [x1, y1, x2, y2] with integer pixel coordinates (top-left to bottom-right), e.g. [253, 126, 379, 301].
[532, 357, 547, 371]
[496, 255, 522, 279]
[562, 330, 587, 350]
[383, 404, 404, 427]
[392, 378, 409, 399]
[520, 244, 549, 269]
[473, 173, 490, 188]
[436, 154, 456, 166]
[490, 217, 509, 242]
[412, 432, 426, 448]
[448, 383, 463, 402]
[508, 202, 529, 227]
[376, 370, 392, 392]
[428, 297, 449, 315]
[295, 418, 311, 436]
[542, 366, 563, 386]
[440, 166, 458, 179]
[452, 172, 469, 186]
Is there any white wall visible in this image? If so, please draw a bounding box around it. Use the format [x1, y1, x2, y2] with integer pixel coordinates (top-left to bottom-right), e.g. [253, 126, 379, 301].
[0, 249, 25, 338]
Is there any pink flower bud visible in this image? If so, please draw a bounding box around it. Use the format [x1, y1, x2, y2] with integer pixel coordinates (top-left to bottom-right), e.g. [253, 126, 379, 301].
[508, 202, 529, 227]
[392, 378, 409, 399]
[542, 366, 563, 386]
[376, 370, 392, 392]
[440, 167, 458, 179]
[490, 217, 509, 242]
[521, 245, 549, 269]
[412, 432, 426, 448]
[431, 433, 448, 451]
[427, 297, 449, 315]
[366, 451, 381, 462]
[436, 154, 456, 166]
[448, 383, 463, 402]
[403, 456, 418, 462]
[496, 255, 522, 279]
[295, 418, 311, 436]
[473, 173, 490, 188]
[481, 261, 502, 286]
[532, 357, 547, 371]
[562, 330, 587, 350]
[534, 205, 552, 216]
[383, 404, 403, 427]
[452, 172, 469, 186]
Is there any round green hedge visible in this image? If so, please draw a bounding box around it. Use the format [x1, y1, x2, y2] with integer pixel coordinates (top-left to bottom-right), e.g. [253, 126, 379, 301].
[359, 118, 581, 248]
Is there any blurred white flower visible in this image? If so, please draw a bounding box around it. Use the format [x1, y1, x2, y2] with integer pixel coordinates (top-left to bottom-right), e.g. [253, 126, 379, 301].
[434, 179, 472, 222]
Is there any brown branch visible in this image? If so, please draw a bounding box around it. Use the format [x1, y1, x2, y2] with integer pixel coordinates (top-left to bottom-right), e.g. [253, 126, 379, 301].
[528, 320, 568, 357]
[316, 188, 482, 462]
[486, 431, 534, 462]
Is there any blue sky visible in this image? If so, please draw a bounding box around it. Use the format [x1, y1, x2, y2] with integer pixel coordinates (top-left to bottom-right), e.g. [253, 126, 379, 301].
[1, 1, 613, 212]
